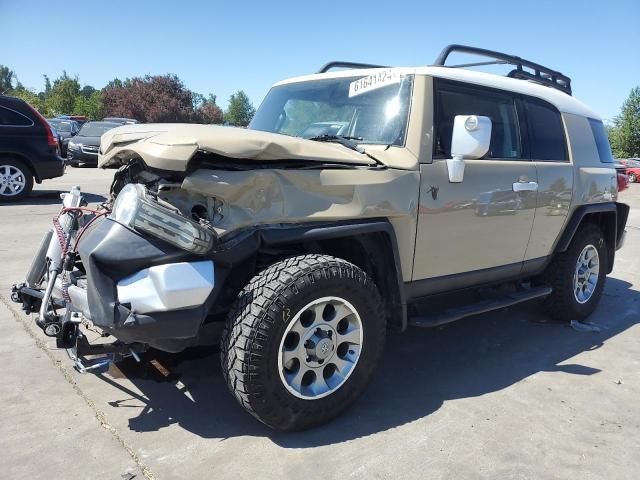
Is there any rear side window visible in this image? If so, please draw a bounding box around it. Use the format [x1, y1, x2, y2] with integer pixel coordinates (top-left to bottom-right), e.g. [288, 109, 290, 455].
[588, 118, 614, 163]
[434, 82, 522, 159]
[525, 100, 567, 161]
[0, 106, 33, 126]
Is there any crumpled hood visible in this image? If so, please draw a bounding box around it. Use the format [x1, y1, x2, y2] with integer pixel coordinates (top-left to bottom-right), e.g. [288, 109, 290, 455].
[98, 123, 379, 171]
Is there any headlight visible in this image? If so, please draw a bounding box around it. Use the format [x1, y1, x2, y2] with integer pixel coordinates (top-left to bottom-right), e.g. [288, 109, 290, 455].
[111, 184, 215, 255]
[68, 141, 80, 149]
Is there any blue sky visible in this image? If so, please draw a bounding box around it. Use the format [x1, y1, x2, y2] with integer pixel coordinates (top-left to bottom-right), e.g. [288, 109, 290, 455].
[1, 0, 638, 120]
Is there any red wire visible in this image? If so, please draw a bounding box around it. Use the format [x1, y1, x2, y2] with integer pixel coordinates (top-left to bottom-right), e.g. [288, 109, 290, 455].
[72, 211, 109, 252]
[61, 206, 103, 215]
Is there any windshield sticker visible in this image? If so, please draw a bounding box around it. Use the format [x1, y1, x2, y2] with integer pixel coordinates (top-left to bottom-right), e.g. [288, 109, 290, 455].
[349, 70, 401, 98]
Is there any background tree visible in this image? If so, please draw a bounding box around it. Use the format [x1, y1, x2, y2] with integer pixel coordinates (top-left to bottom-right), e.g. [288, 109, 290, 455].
[44, 71, 81, 116]
[74, 90, 104, 119]
[224, 90, 255, 126]
[0, 65, 15, 93]
[103, 74, 195, 122]
[193, 93, 223, 124]
[608, 86, 640, 158]
[10, 85, 44, 112]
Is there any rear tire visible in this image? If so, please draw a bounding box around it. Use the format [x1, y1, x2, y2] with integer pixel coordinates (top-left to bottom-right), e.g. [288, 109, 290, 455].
[541, 224, 607, 322]
[0, 158, 33, 202]
[629, 172, 637, 183]
[220, 254, 386, 431]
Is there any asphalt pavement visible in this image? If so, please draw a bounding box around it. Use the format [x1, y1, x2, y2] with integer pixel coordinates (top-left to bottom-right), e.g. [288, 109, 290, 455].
[1, 167, 638, 479]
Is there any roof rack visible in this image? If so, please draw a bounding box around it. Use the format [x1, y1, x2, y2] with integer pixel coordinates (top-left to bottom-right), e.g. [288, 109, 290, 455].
[433, 44, 572, 95]
[317, 61, 388, 73]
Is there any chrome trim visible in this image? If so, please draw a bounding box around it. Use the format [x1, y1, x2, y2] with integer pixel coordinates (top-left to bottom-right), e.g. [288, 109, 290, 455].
[80, 145, 99, 155]
[512, 181, 539, 192]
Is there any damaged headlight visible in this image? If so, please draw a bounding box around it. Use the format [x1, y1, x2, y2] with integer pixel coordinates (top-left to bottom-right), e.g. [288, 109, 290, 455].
[111, 184, 215, 255]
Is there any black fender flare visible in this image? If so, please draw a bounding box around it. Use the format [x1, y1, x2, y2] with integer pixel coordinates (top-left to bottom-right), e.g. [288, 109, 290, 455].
[554, 202, 628, 273]
[229, 219, 408, 331]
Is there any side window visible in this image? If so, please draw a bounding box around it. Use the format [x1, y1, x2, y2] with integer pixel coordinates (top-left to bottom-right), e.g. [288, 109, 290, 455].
[588, 118, 614, 163]
[434, 83, 522, 159]
[0, 106, 33, 126]
[526, 99, 567, 161]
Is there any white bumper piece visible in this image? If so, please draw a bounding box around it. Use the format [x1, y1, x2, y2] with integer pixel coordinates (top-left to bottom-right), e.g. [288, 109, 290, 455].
[116, 261, 214, 314]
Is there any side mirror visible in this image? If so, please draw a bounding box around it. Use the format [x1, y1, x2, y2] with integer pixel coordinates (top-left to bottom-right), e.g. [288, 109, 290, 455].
[446, 115, 492, 183]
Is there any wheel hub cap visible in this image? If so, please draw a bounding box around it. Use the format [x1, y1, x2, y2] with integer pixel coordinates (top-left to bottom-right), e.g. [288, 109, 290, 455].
[573, 244, 600, 304]
[278, 296, 363, 400]
[0, 165, 26, 196]
[304, 327, 336, 364]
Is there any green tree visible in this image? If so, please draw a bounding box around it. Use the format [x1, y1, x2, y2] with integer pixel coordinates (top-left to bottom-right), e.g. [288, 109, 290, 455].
[74, 90, 104, 120]
[80, 85, 97, 98]
[45, 71, 81, 115]
[10, 85, 45, 113]
[0, 65, 15, 94]
[224, 90, 255, 126]
[43, 74, 52, 95]
[609, 86, 640, 158]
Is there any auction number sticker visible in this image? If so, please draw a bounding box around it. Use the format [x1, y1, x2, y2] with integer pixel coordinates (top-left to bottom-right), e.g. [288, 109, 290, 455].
[349, 69, 401, 97]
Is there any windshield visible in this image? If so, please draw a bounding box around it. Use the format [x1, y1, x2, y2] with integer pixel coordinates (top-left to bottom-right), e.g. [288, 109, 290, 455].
[49, 120, 72, 132]
[78, 122, 117, 137]
[250, 72, 413, 146]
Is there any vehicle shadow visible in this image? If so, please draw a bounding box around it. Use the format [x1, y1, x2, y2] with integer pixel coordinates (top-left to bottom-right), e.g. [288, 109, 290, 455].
[98, 276, 639, 447]
[10, 190, 106, 206]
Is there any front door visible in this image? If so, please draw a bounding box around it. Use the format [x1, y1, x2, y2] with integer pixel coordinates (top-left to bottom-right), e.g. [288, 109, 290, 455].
[412, 80, 537, 286]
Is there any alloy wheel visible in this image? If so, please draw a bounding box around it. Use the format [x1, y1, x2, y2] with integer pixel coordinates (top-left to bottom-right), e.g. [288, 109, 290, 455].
[278, 296, 363, 400]
[0, 164, 27, 197]
[573, 244, 600, 304]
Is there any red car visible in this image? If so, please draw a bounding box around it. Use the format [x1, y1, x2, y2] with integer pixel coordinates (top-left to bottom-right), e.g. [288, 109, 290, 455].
[624, 158, 640, 183]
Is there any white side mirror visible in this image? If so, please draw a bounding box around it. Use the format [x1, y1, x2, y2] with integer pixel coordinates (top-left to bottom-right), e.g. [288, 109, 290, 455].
[446, 115, 492, 183]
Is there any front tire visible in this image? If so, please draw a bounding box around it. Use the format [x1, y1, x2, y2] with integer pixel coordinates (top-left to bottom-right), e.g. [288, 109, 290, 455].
[0, 159, 33, 202]
[220, 254, 386, 431]
[541, 224, 607, 321]
[629, 172, 637, 183]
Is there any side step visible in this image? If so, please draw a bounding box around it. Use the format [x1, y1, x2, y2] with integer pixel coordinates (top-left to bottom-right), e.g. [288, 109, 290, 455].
[408, 285, 552, 328]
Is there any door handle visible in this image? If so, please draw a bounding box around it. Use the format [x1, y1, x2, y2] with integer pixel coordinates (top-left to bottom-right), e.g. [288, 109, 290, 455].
[513, 181, 538, 192]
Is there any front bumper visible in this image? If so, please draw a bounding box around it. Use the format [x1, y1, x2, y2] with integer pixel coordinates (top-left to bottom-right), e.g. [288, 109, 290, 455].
[67, 148, 98, 165]
[76, 218, 221, 345]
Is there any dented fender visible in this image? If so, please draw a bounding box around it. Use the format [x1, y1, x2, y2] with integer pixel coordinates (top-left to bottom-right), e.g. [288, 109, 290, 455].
[182, 167, 420, 281]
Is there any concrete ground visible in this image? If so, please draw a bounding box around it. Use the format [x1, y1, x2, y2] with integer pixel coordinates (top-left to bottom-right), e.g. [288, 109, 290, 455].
[0, 167, 638, 480]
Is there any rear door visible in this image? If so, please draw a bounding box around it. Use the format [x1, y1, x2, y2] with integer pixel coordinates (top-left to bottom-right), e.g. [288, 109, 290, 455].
[521, 98, 573, 262]
[412, 80, 537, 287]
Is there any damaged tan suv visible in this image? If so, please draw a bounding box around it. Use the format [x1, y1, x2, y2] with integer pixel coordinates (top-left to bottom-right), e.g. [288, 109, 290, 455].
[11, 45, 629, 431]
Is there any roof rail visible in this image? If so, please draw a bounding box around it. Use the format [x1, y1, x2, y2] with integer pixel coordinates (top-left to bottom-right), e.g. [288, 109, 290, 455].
[433, 44, 572, 95]
[317, 61, 388, 73]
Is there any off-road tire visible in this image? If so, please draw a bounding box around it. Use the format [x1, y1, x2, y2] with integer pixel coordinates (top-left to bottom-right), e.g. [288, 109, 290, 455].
[0, 158, 33, 202]
[541, 224, 607, 321]
[220, 254, 386, 431]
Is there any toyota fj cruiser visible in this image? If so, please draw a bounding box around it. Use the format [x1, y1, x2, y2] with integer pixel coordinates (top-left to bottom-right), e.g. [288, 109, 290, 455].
[11, 45, 629, 431]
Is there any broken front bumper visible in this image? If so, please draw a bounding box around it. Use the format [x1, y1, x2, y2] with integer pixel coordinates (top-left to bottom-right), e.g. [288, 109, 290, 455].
[76, 217, 220, 345]
[12, 192, 225, 354]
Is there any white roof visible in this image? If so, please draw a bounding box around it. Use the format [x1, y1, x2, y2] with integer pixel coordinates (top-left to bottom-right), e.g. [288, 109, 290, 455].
[274, 66, 599, 119]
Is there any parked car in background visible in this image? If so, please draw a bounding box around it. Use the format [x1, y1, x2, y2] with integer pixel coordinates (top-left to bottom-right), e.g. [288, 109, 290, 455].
[56, 114, 88, 125]
[614, 161, 629, 192]
[48, 124, 63, 156]
[625, 159, 640, 183]
[102, 117, 139, 125]
[48, 118, 81, 156]
[0, 95, 65, 201]
[66, 121, 120, 166]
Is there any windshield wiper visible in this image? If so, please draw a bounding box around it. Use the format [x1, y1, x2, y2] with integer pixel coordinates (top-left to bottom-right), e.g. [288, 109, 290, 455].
[306, 135, 364, 153]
